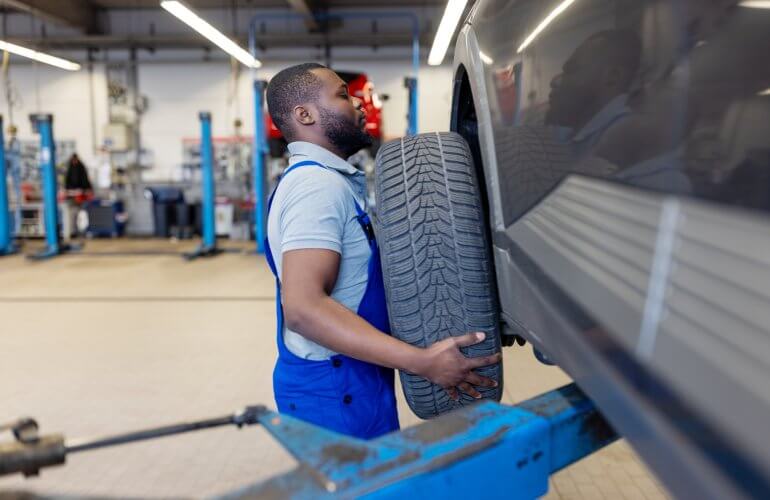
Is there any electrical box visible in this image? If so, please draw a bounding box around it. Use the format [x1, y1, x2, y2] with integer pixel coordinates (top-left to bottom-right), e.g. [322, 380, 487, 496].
[103, 123, 134, 152]
[215, 203, 233, 237]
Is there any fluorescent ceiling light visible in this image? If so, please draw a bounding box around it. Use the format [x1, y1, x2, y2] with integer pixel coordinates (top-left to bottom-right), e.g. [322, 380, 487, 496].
[758, 88, 770, 96]
[428, 0, 468, 66]
[0, 40, 80, 71]
[517, 0, 577, 53]
[161, 0, 261, 68]
[740, 1, 770, 8]
[479, 51, 494, 65]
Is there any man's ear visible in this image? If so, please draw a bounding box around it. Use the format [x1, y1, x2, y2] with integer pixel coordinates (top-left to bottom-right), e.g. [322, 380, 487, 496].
[292, 105, 316, 127]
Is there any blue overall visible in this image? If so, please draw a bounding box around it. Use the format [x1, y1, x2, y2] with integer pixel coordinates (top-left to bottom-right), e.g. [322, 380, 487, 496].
[264, 160, 400, 439]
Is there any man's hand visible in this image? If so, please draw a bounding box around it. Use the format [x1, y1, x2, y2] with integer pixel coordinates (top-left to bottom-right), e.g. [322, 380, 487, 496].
[413, 332, 502, 401]
[282, 249, 501, 401]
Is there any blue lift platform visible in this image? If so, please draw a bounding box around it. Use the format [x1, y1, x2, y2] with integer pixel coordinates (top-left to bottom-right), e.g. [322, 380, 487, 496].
[224, 384, 615, 499]
[0, 383, 615, 499]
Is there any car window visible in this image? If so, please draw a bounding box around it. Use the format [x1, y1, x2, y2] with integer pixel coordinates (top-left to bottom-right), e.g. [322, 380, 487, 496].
[473, 0, 770, 225]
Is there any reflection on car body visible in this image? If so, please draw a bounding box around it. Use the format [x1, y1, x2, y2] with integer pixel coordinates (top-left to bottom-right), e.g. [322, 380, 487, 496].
[451, 0, 770, 498]
[479, 0, 770, 218]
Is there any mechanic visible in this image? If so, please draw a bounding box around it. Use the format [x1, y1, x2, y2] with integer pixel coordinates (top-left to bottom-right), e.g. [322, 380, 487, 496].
[264, 63, 501, 439]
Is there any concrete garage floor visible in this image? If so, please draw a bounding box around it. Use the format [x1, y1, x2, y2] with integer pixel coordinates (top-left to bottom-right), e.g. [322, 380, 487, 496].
[1, 239, 669, 499]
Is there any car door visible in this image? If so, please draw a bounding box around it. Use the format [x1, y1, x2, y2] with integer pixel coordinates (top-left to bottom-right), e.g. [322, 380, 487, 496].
[456, 1, 770, 498]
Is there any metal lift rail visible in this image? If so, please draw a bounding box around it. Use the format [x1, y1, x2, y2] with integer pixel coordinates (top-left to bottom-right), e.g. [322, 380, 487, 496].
[0, 383, 615, 499]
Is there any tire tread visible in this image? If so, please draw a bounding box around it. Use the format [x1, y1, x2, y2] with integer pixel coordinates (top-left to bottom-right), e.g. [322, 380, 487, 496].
[374, 132, 502, 419]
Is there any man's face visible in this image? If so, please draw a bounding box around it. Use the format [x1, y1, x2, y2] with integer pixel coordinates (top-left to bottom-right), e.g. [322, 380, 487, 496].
[312, 68, 372, 157]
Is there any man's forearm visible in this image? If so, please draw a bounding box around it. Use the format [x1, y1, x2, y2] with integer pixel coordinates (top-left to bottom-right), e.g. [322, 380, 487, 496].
[284, 295, 423, 373]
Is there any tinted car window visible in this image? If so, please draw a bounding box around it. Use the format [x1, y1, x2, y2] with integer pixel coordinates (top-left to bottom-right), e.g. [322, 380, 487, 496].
[472, 0, 770, 225]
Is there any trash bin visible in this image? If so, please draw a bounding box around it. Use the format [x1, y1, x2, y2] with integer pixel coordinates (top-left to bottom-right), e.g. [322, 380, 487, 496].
[172, 202, 194, 239]
[144, 187, 184, 238]
[85, 199, 126, 238]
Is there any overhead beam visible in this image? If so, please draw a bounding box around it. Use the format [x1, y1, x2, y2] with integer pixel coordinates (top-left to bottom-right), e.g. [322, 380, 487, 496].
[8, 32, 434, 50]
[3, 0, 97, 33]
[286, 0, 322, 32]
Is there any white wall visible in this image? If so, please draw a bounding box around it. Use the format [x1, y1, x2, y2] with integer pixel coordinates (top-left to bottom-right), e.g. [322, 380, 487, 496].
[0, 63, 109, 170]
[1, 59, 453, 181]
[139, 61, 254, 181]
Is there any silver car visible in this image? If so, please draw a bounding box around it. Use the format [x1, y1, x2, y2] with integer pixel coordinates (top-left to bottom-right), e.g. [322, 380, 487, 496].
[374, 1, 770, 499]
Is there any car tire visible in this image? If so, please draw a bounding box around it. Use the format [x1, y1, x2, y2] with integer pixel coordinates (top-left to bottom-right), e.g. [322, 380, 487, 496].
[374, 132, 502, 419]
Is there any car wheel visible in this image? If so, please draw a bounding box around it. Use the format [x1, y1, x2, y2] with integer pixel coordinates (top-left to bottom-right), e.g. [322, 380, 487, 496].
[374, 132, 502, 419]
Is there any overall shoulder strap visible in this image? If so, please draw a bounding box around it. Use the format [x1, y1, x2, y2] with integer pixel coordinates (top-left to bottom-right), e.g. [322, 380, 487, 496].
[282, 160, 325, 177]
[353, 198, 375, 243]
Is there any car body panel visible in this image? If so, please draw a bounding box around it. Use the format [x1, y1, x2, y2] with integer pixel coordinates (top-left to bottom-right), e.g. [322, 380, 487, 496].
[452, 0, 770, 498]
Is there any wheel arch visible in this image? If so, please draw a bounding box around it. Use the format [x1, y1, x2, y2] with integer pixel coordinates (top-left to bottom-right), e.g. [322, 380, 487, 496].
[451, 24, 527, 347]
[450, 24, 505, 233]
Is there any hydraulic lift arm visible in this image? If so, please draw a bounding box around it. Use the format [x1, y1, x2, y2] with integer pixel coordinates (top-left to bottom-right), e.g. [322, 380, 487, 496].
[0, 406, 267, 478]
[0, 384, 616, 499]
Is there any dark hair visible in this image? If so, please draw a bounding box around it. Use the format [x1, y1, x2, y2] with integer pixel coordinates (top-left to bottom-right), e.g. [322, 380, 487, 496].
[266, 62, 327, 140]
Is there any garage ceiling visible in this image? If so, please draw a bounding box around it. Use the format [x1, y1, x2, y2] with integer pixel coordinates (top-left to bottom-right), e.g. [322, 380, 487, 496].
[90, 0, 445, 6]
[2, 0, 451, 52]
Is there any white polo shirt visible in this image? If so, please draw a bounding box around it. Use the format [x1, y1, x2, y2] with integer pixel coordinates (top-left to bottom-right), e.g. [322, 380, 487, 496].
[267, 141, 371, 360]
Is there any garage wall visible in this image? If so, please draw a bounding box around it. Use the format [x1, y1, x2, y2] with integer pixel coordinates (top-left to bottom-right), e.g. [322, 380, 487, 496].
[0, 64, 110, 171]
[1, 59, 453, 181]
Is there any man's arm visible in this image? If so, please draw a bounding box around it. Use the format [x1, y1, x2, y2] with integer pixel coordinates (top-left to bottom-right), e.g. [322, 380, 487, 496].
[282, 248, 501, 399]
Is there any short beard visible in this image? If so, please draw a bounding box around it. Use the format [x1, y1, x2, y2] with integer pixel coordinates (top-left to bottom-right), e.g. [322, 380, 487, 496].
[319, 107, 372, 158]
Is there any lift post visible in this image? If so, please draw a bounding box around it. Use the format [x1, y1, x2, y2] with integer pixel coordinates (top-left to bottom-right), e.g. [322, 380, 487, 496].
[184, 112, 221, 260]
[27, 114, 77, 260]
[8, 136, 22, 241]
[404, 77, 418, 136]
[0, 115, 18, 256]
[252, 80, 268, 254]
[35, 114, 58, 256]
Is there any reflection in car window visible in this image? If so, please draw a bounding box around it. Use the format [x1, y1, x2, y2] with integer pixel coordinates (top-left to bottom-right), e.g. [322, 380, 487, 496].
[476, 0, 770, 224]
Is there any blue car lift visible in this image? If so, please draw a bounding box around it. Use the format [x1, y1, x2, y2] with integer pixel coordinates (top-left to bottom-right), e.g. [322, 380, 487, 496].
[0, 115, 18, 256]
[184, 112, 221, 260]
[8, 135, 23, 246]
[0, 383, 616, 499]
[26, 114, 78, 260]
[248, 11, 420, 253]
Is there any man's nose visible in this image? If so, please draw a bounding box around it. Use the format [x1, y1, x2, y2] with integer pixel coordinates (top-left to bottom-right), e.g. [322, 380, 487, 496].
[352, 96, 364, 109]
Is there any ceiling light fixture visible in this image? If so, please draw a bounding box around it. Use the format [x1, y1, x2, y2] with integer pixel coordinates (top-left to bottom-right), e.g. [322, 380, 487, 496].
[739, 1, 770, 8]
[160, 0, 261, 68]
[428, 0, 468, 66]
[517, 0, 577, 53]
[0, 40, 80, 71]
[479, 51, 494, 65]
